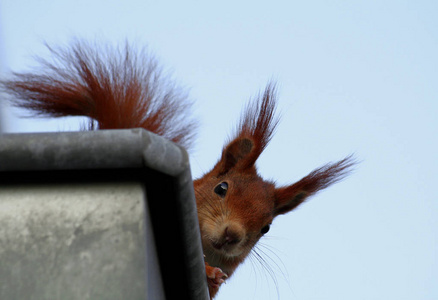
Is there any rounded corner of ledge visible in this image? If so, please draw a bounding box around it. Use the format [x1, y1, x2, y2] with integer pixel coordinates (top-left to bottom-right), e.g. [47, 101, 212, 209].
[139, 133, 191, 177]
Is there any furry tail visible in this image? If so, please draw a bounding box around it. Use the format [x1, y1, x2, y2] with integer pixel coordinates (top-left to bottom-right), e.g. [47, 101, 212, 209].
[1, 41, 197, 150]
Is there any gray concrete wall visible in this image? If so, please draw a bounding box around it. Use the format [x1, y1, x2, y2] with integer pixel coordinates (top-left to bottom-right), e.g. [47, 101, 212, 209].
[0, 182, 164, 300]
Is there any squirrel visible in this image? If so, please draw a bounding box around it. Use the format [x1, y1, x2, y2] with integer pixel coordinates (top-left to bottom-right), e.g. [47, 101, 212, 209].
[1, 41, 355, 299]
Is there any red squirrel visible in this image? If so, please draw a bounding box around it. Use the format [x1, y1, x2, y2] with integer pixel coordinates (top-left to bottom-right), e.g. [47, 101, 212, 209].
[1, 41, 355, 299]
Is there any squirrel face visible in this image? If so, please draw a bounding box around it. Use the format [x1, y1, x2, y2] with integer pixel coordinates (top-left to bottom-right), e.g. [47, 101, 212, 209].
[194, 171, 276, 274]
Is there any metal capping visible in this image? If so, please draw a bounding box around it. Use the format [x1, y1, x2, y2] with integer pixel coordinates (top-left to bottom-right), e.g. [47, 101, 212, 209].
[0, 128, 209, 299]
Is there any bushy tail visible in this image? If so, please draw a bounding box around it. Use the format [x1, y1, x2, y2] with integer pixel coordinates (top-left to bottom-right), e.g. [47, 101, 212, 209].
[1, 40, 197, 150]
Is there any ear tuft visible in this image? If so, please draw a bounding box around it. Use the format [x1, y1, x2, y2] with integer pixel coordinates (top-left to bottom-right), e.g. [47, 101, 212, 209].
[274, 155, 356, 215]
[207, 83, 279, 176]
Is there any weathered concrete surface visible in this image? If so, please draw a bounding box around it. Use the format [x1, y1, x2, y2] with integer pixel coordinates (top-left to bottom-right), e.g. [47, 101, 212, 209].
[0, 129, 189, 176]
[0, 182, 164, 300]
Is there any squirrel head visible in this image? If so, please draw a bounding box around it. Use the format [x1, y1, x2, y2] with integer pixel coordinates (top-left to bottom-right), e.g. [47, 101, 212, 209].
[194, 84, 355, 276]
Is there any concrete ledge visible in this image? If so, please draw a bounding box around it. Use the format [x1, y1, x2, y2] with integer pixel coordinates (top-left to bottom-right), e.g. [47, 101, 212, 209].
[0, 129, 208, 300]
[0, 129, 189, 176]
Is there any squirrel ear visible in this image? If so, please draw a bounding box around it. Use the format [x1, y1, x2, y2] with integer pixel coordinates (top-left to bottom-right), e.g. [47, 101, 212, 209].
[274, 187, 309, 216]
[216, 137, 255, 175]
[273, 156, 355, 216]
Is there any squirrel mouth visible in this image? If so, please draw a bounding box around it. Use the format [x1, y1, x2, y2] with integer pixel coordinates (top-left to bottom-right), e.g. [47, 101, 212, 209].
[212, 237, 240, 250]
[209, 238, 246, 258]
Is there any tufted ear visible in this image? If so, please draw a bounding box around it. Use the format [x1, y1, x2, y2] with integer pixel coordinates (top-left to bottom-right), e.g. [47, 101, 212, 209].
[215, 137, 255, 175]
[274, 156, 355, 216]
[212, 83, 279, 176]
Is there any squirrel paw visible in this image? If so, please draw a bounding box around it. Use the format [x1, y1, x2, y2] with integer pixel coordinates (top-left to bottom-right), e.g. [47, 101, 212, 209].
[206, 266, 228, 289]
[205, 262, 228, 298]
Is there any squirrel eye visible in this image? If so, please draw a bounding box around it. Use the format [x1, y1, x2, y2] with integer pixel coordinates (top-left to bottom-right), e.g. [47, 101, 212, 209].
[214, 182, 228, 198]
[261, 224, 270, 235]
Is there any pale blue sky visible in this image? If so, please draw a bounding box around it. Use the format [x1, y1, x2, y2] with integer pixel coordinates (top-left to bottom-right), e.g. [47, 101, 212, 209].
[1, 1, 437, 299]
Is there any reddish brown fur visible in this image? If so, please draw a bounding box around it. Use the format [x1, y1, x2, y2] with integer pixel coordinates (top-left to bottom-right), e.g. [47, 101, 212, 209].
[1, 41, 196, 149]
[1, 42, 356, 299]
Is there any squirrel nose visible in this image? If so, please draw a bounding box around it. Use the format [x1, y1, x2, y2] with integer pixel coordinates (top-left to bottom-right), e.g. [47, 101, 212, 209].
[223, 226, 240, 245]
[213, 225, 243, 250]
